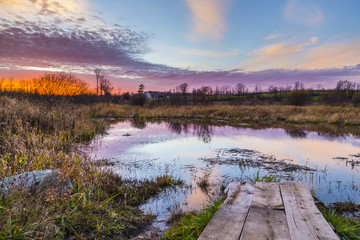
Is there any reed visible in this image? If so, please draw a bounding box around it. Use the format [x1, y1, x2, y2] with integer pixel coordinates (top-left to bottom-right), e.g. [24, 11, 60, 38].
[87, 104, 360, 125]
[0, 96, 182, 239]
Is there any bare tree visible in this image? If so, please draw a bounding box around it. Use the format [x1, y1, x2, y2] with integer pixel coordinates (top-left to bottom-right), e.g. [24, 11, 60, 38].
[18, 80, 33, 93]
[100, 77, 114, 96]
[178, 83, 189, 97]
[33, 72, 88, 95]
[0, 78, 4, 91]
[236, 83, 246, 96]
[93, 67, 104, 96]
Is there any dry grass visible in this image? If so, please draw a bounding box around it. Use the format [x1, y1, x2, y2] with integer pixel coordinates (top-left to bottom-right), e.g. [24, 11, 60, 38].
[87, 104, 360, 125]
[0, 96, 182, 239]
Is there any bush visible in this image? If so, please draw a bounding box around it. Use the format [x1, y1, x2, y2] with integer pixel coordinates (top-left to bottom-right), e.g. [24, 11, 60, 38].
[169, 94, 183, 106]
[351, 92, 360, 106]
[286, 90, 309, 106]
[130, 93, 147, 106]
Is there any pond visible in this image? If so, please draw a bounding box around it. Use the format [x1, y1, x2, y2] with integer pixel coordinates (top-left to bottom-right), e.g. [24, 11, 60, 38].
[84, 120, 360, 229]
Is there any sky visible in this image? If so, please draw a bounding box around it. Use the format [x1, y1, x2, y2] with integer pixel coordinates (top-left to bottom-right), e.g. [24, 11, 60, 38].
[0, 0, 359, 92]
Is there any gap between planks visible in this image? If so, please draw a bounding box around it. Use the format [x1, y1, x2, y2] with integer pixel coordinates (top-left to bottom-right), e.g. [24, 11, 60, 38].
[198, 182, 339, 240]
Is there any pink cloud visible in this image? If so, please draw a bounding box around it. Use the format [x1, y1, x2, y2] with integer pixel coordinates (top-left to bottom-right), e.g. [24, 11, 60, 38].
[185, 0, 231, 42]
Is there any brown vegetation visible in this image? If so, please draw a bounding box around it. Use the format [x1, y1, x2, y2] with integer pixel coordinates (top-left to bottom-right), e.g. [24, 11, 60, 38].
[0, 96, 181, 239]
[87, 104, 360, 125]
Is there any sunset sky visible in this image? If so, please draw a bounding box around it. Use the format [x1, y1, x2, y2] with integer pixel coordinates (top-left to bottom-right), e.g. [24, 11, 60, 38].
[0, 0, 359, 92]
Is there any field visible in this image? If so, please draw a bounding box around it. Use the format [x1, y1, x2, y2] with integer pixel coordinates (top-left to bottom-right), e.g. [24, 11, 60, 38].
[88, 103, 360, 125]
[0, 93, 359, 239]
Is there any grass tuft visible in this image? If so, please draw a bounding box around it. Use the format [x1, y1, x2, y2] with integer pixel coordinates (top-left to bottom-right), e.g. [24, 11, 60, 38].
[163, 196, 225, 240]
[321, 210, 360, 240]
[249, 170, 282, 182]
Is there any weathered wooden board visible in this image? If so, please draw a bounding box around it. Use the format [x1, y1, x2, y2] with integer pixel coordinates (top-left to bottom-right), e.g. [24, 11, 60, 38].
[198, 182, 339, 240]
[251, 182, 284, 209]
[240, 206, 290, 240]
[280, 182, 339, 240]
[217, 182, 255, 239]
[198, 182, 255, 240]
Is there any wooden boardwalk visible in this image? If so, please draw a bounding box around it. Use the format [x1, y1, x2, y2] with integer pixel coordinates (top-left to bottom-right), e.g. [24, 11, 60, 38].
[199, 182, 339, 240]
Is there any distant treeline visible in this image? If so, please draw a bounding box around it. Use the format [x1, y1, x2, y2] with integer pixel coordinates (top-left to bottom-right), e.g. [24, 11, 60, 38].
[1, 72, 360, 106]
[139, 80, 360, 106]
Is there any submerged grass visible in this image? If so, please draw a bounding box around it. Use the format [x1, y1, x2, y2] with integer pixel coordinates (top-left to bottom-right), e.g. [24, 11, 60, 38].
[250, 170, 283, 182]
[0, 95, 182, 239]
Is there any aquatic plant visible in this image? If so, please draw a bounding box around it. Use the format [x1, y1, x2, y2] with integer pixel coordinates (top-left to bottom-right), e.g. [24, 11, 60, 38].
[197, 170, 213, 193]
[249, 170, 282, 182]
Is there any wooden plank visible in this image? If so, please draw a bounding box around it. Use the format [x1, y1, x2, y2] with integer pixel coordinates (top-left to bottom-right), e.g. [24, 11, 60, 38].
[198, 182, 255, 240]
[280, 182, 339, 240]
[291, 183, 339, 240]
[198, 182, 243, 240]
[252, 182, 284, 209]
[215, 182, 255, 239]
[240, 206, 290, 240]
[198, 205, 232, 240]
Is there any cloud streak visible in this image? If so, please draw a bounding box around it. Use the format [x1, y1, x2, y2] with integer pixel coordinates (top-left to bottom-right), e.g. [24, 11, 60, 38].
[283, 0, 324, 27]
[178, 48, 239, 58]
[240, 37, 360, 71]
[240, 37, 320, 71]
[185, 0, 231, 42]
[0, 0, 359, 92]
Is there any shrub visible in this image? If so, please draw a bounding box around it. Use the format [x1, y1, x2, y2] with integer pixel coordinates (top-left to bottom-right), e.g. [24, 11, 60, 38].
[130, 93, 147, 106]
[286, 90, 309, 106]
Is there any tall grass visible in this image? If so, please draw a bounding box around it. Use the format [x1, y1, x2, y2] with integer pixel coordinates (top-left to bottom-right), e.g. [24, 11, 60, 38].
[163, 197, 225, 240]
[86, 104, 360, 125]
[0, 96, 182, 239]
[250, 170, 282, 182]
[321, 210, 360, 240]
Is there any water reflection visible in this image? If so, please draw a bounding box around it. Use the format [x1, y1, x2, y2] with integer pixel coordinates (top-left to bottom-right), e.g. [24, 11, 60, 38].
[133, 119, 360, 141]
[84, 120, 360, 230]
[130, 120, 147, 129]
[285, 129, 307, 138]
[166, 121, 213, 143]
[166, 122, 189, 134]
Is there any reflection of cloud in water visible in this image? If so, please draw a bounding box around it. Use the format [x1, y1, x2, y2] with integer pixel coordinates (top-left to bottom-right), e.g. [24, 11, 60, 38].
[85, 119, 360, 221]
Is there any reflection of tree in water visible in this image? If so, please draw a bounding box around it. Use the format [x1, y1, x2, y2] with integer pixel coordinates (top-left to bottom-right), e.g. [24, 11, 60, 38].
[193, 124, 213, 143]
[317, 133, 346, 141]
[166, 122, 189, 134]
[130, 120, 147, 129]
[165, 121, 212, 143]
[285, 129, 307, 138]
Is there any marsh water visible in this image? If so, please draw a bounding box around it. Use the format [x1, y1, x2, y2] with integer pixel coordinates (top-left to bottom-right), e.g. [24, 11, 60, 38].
[84, 120, 360, 229]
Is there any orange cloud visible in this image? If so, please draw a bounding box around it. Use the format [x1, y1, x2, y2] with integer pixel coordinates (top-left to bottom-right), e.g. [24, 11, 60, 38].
[0, 0, 88, 20]
[240, 37, 321, 70]
[240, 37, 360, 71]
[299, 39, 360, 69]
[185, 0, 231, 42]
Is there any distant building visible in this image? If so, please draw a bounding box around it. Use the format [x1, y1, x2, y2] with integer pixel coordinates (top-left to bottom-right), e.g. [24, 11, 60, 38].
[144, 91, 171, 99]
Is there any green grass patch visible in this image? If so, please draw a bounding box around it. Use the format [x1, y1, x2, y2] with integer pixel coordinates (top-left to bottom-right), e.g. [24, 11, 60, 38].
[163, 196, 225, 240]
[321, 210, 360, 240]
[250, 170, 282, 182]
